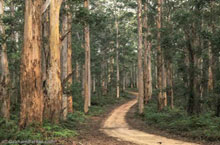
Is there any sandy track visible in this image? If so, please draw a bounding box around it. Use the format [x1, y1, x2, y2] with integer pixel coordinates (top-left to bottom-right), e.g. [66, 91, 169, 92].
[101, 93, 199, 145]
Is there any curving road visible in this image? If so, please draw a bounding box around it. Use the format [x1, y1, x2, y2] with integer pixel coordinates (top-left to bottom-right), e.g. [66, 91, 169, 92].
[101, 92, 199, 145]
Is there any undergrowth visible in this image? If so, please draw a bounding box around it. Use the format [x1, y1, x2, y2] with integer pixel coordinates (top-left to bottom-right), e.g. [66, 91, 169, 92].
[0, 88, 131, 143]
[142, 98, 220, 142]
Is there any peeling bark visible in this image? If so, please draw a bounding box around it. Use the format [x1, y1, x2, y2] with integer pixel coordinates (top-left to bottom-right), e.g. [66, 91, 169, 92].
[61, 2, 68, 120]
[19, 0, 43, 128]
[44, 0, 63, 123]
[67, 9, 73, 113]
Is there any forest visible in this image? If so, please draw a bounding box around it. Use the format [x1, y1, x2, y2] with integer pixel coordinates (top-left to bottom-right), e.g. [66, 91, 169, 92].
[0, 0, 220, 145]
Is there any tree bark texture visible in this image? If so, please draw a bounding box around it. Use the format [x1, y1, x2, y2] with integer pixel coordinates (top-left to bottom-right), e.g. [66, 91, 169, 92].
[84, 0, 91, 113]
[44, 0, 63, 123]
[19, 0, 43, 128]
[157, 0, 164, 111]
[0, 0, 10, 120]
[137, 0, 144, 114]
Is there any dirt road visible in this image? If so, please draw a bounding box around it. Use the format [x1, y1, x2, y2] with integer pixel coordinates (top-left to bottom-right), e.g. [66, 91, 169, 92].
[101, 93, 199, 145]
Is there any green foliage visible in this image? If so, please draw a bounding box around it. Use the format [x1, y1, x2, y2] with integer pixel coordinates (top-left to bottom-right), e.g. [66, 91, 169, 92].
[63, 111, 87, 128]
[43, 122, 78, 138]
[0, 119, 78, 142]
[143, 100, 220, 141]
[0, 118, 19, 141]
[0, 89, 131, 142]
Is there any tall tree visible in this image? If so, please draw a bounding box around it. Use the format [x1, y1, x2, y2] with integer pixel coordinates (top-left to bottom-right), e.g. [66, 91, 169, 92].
[207, 1, 215, 92]
[84, 0, 91, 113]
[44, 0, 63, 123]
[137, 0, 144, 114]
[115, 20, 120, 98]
[67, 7, 73, 113]
[61, 1, 68, 120]
[208, 42, 213, 92]
[143, 0, 152, 103]
[167, 61, 174, 109]
[162, 57, 167, 106]
[19, 0, 43, 128]
[157, 0, 164, 111]
[61, 2, 73, 117]
[0, 0, 10, 120]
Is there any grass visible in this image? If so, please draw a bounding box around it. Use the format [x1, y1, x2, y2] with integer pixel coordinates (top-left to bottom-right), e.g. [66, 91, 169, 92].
[142, 98, 220, 142]
[0, 116, 79, 142]
[0, 90, 131, 143]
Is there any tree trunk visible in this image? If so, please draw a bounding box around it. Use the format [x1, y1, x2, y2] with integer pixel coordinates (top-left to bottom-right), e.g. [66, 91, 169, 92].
[84, 0, 91, 113]
[155, 61, 158, 89]
[187, 41, 195, 115]
[146, 41, 152, 101]
[208, 42, 213, 92]
[116, 20, 120, 98]
[162, 57, 167, 106]
[157, 0, 164, 111]
[208, 0, 215, 93]
[147, 42, 152, 100]
[44, 0, 63, 123]
[186, 26, 200, 115]
[10, 3, 19, 106]
[167, 61, 174, 109]
[137, 0, 144, 114]
[143, 1, 149, 104]
[82, 65, 85, 97]
[93, 75, 96, 93]
[42, 10, 49, 90]
[184, 46, 189, 89]
[0, 0, 10, 120]
[122, 73, 126, 92]
[130, 67, 134, 88]
[143, 0, 152, 103]
[19, 0, 43, 128]
[101, 58, 107, 95]
[67, 10, 73, 113]
[75, 61, 80, 83]
[61, 3, 68, 120]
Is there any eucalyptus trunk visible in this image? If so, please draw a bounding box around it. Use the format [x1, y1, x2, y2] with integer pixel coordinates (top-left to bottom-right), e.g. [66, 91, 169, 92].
[208, 42, 213, 92]
[162, 57, 167, 107]
[44, 0, 63, 123]
[61, 4, 68, 120]
[0, 0, 10, 120]
[167, 61, 174, 109]
[67, 10, 73, 113]
[116, 20, 120, 98]
[157, 0, 164, 111]
[143, 0, 152, 103]
[137, 0, 144, 114]
[84, 0, 91, 113]
[19, 0, 43, 128]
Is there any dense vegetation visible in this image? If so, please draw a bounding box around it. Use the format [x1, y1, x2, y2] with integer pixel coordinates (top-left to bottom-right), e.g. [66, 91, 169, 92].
[1, 0, 220, 143]
[142, 96, 220, 142]
[0, 89, 130, 141]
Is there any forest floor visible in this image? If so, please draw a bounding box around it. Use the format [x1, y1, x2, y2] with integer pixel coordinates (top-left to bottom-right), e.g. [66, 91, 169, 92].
[101, 92, 200, 145]
[57, 91, 219, 145]
[126, 92, 220, 145]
